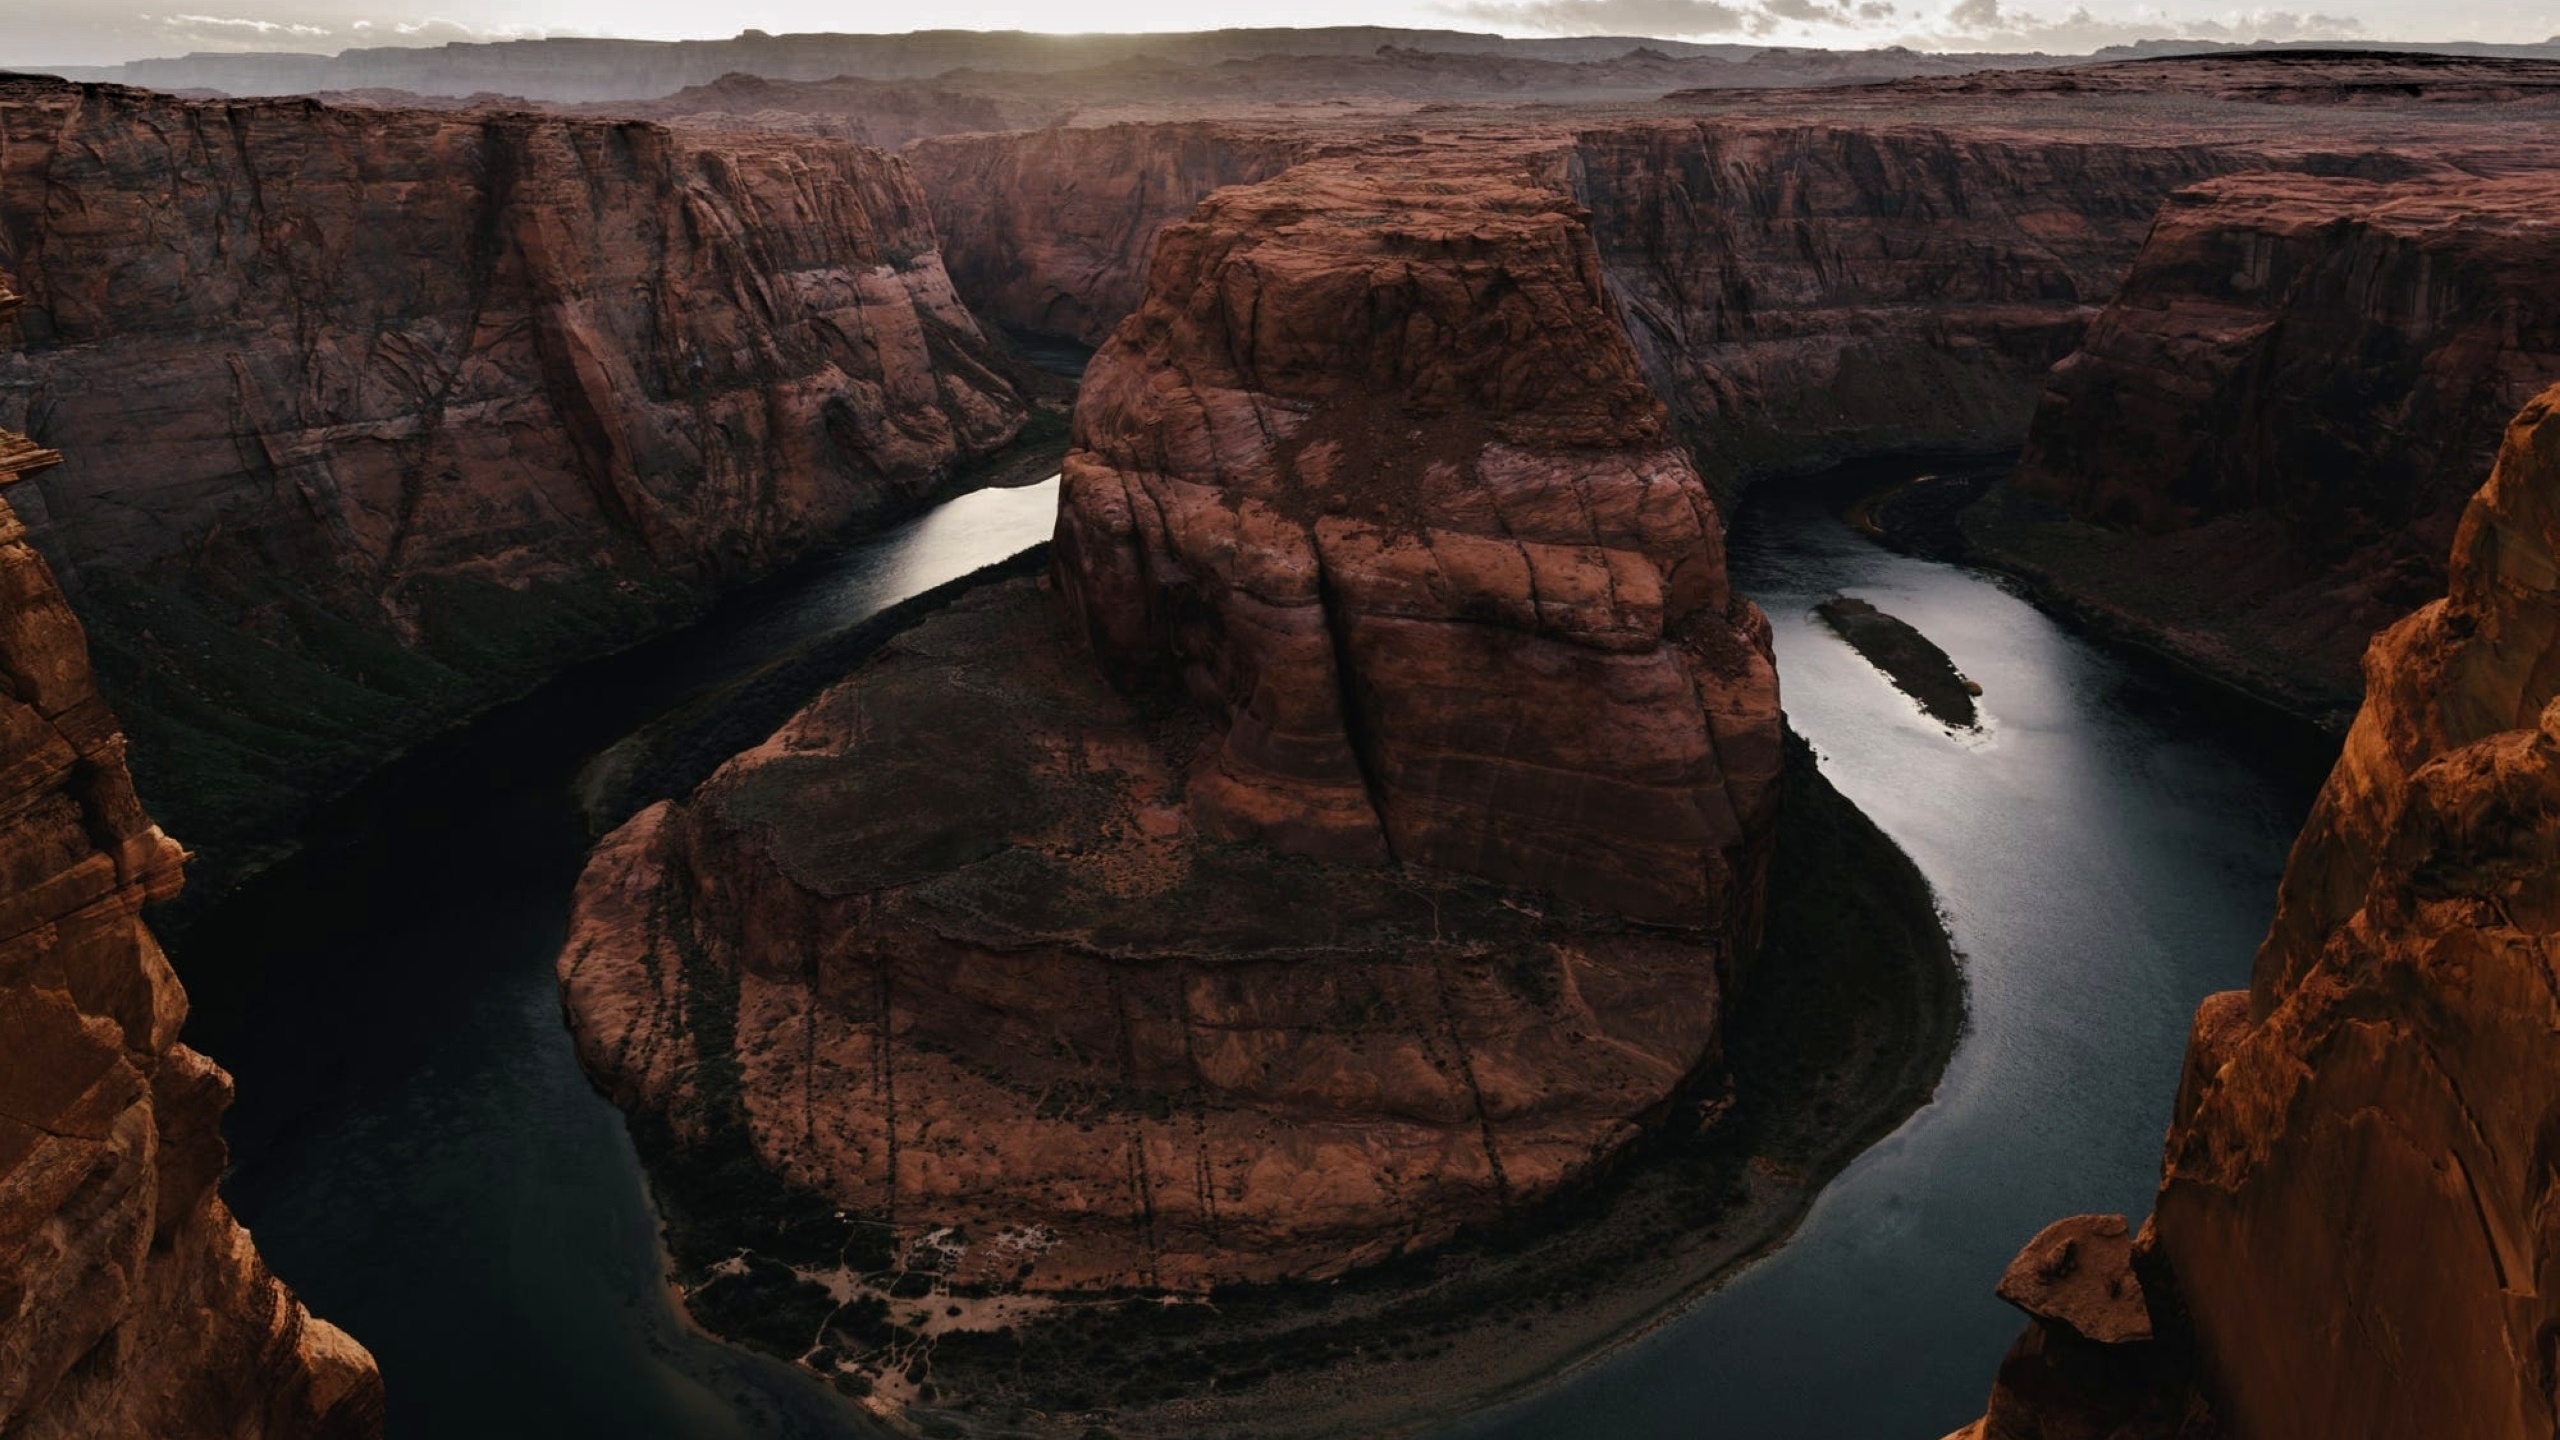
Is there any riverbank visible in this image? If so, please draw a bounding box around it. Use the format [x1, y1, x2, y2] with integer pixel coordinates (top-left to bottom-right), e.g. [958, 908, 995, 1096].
[150, 425, 1072, 919]
[628, 725, 1962, 1440]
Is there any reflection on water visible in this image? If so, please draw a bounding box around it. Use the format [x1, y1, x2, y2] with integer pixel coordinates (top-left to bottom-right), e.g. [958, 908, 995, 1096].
[1446, 475, 2318, 1440]
[175, 482, 1058, 1440]
[172, 466, 2317, 1440]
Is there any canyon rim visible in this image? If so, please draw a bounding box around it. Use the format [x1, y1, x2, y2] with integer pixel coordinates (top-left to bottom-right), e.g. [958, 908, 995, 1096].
[0, 25, 2555, 1440]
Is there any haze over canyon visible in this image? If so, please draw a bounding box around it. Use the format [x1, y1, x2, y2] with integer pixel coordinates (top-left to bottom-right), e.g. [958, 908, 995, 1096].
[0, 21, 2554, 1440]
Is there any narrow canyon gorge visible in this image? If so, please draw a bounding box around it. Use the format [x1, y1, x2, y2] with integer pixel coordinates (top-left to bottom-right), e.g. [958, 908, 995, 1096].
[0, 31, 2555, 1440]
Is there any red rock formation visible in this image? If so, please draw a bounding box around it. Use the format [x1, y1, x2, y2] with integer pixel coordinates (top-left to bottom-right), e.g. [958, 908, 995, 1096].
[0, 274, 381, 1438]
[0, 75, 1026, 871]
[1951, 383, 2560, 1439]
[1570, 121, 2247, 474]
[1056, 145, 1781, 922]
[559, 146, 1780, 1308]
[908, 123, 1312, 347]
[1990, 171, 2560, 718]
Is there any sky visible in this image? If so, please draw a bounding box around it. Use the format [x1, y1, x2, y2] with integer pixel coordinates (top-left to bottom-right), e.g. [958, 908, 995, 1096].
[8, 0, 2556, 69]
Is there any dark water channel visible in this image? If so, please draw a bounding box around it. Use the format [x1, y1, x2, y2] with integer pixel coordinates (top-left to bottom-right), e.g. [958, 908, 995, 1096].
[1449, 471, 2324, 1440]
[169, 465, 2320, 1440]
[173, 483, 1057, 1440]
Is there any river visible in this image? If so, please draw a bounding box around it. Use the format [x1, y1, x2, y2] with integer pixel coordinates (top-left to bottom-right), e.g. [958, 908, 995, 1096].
[169, 466, 2318, 1440]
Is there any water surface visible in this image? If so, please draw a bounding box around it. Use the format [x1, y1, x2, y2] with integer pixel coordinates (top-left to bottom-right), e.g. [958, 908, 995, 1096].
[172, 468, 2315, 1440]
[176, 482, 1058, 1440]
[1448, 474, 2319, 1439]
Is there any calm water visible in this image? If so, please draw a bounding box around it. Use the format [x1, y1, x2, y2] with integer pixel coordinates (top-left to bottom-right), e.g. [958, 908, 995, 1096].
[175, 482, 1058, 1440]
[1447, 475, 2320, 1440]
[172, 468, 2316, 1440]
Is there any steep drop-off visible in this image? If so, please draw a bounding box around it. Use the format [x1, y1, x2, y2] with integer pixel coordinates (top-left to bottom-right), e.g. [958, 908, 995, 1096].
[0, 76, 1028, 875]
[1570, 121, 2244, 474]
[558, 147, 1782, 1379]
[908, 123, 1313, 348]
[0, 279, 380, 1440]
[1976, 171, 2560, 724]
[1953, 383, 2560, 1439]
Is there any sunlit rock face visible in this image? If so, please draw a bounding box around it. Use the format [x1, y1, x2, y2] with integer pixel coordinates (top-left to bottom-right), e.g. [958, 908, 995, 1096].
[0, 75, 1026, 871]
[0, 272, 382, 1440]
[559, 145, 1780, 1297]
[1950, 383, 2560, 1440]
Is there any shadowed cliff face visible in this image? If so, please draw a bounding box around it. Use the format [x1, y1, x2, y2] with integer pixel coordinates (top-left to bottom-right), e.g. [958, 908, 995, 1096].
[1569, 123, 2243, 474]
[1993, 172, 2560, 716]
[905, 116, 2236, 479]
[1951, 384, 2560, 1440]
[0, 76, 1027, 875]
[0, 286, 381, 1438]
[908, 123, 1313, 348]
[557, 148, 1780, 1315]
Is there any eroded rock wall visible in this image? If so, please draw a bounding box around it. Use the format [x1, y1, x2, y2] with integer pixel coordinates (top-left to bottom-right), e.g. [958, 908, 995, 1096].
[1991, 172, 2560, 714]
[907, 123, 1312, 347]
[1571, 122, 2244, 474]
[1054, 144, 1782, 924]
[0, 290, 381, 1435]
[0, 76, 1026, 869]
[1952, 383, 2560, 1440]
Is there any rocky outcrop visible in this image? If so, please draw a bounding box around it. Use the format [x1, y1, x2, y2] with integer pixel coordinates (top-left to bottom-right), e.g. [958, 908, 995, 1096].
[908, 124, 1312, 347]
[1982, 171, 2560, 720]
[0, 276, 382, 1439]
[559, 147, 1780, 1313]
[0, 76, 1025, 875]
[1056, 147, 1781, 920]
[1950, 383, 2560, 1438]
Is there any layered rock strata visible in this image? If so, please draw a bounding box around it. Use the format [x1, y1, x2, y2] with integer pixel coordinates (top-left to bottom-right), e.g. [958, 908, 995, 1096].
[561, 148, 1781, 1300]
[0, 76, 1026, 870]
[0, 274, 382, 1438]
[1952, 383, 2560, 1438]
[1985, 171, 2560, 720]
[908, 124, 1313, 348]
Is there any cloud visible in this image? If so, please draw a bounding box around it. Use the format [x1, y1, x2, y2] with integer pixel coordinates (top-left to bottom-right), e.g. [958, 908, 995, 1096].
[153, 11, 331, 35]
[1931, 0, 2364, 47]
[1452, 0, 2365, 47]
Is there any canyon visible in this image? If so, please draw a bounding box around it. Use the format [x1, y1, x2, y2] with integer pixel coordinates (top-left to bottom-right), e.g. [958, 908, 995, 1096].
[0, 74, 1034, 880]
[1949, 377, 2560, 1440]
[0, 277, 379, 1439]
[0, 30, 2553, 1440]
[556, 148, 1807, 1414]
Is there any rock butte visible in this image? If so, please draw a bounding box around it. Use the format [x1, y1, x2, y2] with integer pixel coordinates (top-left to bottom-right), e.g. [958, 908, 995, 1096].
[0, 272, 381, 1439]
[1951, 380, 2560, 1439]
[559, 145, 1783, 1295]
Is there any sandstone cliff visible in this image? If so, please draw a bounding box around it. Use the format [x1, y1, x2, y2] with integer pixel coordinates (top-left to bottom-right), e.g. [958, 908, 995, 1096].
[0, 276, 381, 1439]
[908, 123, 1312, 348]
[558, 148, 1780, 1333]
[1952, 383, 2560, 1439]
[0, 76, 1027, 875]
[1980, 171, 2560, 723]
[1570, 122, 2244, 474]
